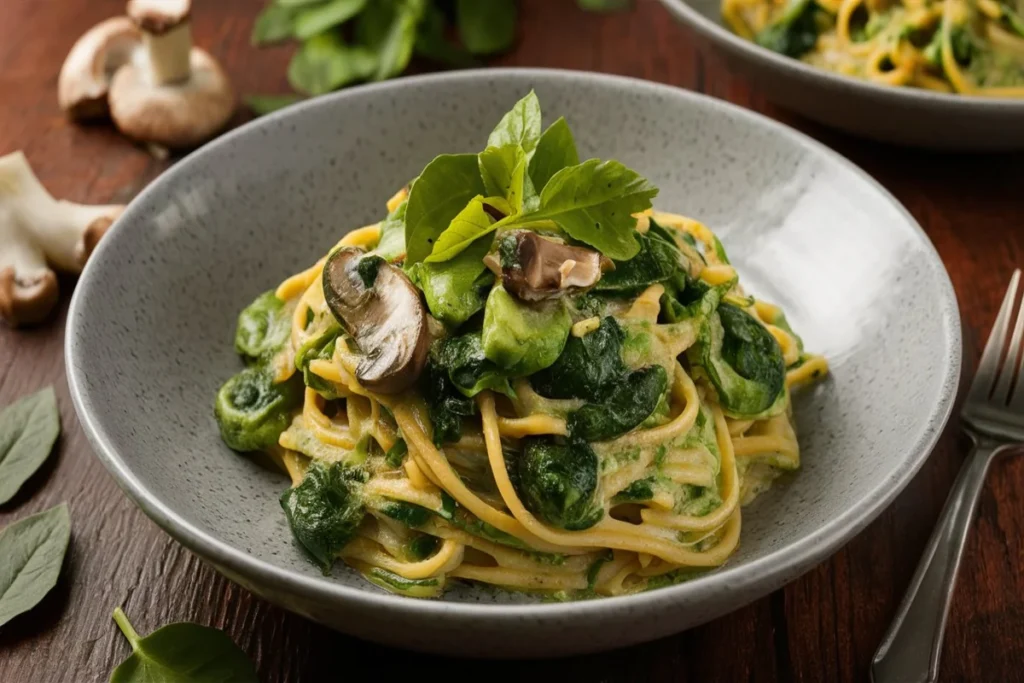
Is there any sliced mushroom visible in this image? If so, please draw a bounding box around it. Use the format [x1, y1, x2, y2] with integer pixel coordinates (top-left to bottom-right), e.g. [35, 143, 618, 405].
[58, 17, 142, 119]
[108, 0, 234, 150]
[322, 247, 429, 394]
[494, 231, 614, 302]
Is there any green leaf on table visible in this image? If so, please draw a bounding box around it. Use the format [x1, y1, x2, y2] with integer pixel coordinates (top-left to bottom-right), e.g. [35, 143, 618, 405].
[245, 94, 305, 116]
[294, 0, 368, 40]
[404, 153, 486, 265]
[370, 0, 427, 81]
[425, 196, 499, 263]
[524, 158, 658, 260]
[457, 0, 518, 55]
[251, 3, 297, 45]
[415, 4, 478, 67]
[0, 386, 60, 505]
[528, 117, 579, 193]
[487, 90, 542, 153]
[278, 0, 327, 7]
[109, 607, 258, 683]
[414, 233, 495, 326]
[479, 144, 528, 213]
[288, 33, 377, 95]
[577, 0, 633, 10]
[0, 503, 70, 627]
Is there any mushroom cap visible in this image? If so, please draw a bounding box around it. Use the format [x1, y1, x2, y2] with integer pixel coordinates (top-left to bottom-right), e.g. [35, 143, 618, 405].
[108, 47, 235, 149]
[58, 17, 141, 120]
[322, 248, 430, 394]
[127, 0, 192, 34]
[0, 266, 59, 328]
[502, 232, 613, 301]
[77, 206, 125, 267]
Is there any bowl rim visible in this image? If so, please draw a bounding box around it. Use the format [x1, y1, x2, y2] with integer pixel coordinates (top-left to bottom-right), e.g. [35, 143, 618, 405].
[66, 67, 962, 622]
[657, 0, 1024, 110]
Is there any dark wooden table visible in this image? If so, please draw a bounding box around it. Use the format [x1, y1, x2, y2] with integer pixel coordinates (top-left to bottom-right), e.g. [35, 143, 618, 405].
[2, 0, 1023, 681]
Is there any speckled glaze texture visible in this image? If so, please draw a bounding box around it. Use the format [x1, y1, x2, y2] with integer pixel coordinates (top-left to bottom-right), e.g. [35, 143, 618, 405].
[658, 0, 1024, 150]
[66, 69, 961, 658]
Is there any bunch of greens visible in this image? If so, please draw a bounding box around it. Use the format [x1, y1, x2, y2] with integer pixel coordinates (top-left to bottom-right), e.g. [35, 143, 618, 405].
[248, 0, 633, 113]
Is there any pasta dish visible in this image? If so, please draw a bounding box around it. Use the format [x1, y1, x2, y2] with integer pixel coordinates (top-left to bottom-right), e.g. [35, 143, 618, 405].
[723, 0, 1024, 96]
[214, 93, 828, 600]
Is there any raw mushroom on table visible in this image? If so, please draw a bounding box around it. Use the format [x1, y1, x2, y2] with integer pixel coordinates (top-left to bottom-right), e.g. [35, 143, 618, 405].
[58, 0, 235, 154]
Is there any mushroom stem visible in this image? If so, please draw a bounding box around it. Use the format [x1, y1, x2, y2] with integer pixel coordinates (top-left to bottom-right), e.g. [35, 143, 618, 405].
[0, 151, 124, 274]
[143, 22, 192, 85]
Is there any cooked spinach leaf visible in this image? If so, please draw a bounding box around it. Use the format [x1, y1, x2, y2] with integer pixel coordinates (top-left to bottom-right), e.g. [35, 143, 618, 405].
[295, 325, 343, 399]
[381, 500, 432, 527]
[755, 0, 821, 58]
[689, 303, 786, 418]
[109, 607, 258, 683]
[234, 291, 291, 362]
[0, 503, 70, 627]
[365, 567, 442, 597]
[384, 438, 408, 468]
[434, 332, 515, 398]
[530, 316, 627, 401]
[424, 355, 478, 446]
[594, 230, 680, 292]
[567, 364, 669, 442]
[215, 367, 303, 452]
[516, 438, 603, 530]
[280, 460, 367, 572]
[0, 386, 60, 505]
[481, 285, 572, 377]
[613, 477, 655, 503]
[375, 199, 408, 262]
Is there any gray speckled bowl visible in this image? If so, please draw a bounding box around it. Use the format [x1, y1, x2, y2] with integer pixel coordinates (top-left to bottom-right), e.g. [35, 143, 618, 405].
[657, 0, 1024, 150]
[66, 69, 961, 658]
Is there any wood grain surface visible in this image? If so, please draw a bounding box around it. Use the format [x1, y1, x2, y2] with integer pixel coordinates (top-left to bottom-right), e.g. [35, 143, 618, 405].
[2, 0, 1023, 681]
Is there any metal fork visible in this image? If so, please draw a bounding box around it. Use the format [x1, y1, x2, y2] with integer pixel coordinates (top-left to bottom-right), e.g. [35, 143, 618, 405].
[872, 269, 1024, 683]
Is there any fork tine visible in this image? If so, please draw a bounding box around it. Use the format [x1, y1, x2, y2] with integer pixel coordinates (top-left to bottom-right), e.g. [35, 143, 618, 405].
[968, 269, 1020, 404]
[995, 270, 1024, 404]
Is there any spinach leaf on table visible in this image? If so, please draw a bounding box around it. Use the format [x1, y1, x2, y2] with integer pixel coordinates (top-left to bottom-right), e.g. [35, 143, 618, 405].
[293, 0, 368, 40]
[288, 32, 377, 95]
[370, 0, 428, 81]
[456, 0, 518, 55]
[251, 3, 298, 45]
[0, 386, 60, 505]
[110, 607, 258, 683]
[0, 503, 70, 627]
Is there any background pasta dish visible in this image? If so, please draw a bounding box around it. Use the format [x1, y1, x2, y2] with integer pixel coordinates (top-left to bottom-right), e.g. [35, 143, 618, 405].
[723, 0, 1024, 95]
[213, 92, 828, 600]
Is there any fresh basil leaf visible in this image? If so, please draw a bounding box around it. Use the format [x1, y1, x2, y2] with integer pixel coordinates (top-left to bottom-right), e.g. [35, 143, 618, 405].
[0, 503, 70, 627]
[479, 144, 528, 213]
[372, 0, 427, 81]
[415, 4, 478, 67]
[404, 153, 486, 265]
[251, 3, 297, 45]
[426, 196, 498, 263]
[375, 199, 407, 262]
[245, 94, 304, 116]
[294, 0, 368, 40]
[456, 0, 517, 55]
[0, 386, 60, 505]
[524, 158, 658, 260]
[287, 33, 377, 95]
[414, 232, 494, 326]
[109, 607, 258, 683]
[487, 90, 542, 153]
[528, 117, 579, 195]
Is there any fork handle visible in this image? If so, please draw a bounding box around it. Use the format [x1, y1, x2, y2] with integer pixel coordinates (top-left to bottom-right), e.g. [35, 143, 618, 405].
[871, 443, 1003, 683]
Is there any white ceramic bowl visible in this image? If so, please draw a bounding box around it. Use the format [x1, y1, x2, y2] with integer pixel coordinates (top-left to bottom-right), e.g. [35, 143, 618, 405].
[66, 69, 961, 658]
[658, 0, 1024, 150]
